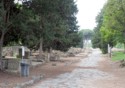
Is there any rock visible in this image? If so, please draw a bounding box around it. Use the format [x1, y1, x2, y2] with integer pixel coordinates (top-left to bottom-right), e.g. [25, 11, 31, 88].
[52, 63, 57, 66]
[120, 60, 125, 67]
[67, 52, 75, 57]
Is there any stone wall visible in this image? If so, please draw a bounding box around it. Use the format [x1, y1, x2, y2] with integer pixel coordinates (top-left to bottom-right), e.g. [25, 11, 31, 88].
[2, 59, 20, 70]
[2, 59, 32, 71]
[2, 46, 30, 57]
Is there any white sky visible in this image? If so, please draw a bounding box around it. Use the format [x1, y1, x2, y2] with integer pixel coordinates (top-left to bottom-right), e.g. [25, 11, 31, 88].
[14, 0, 22, 4]
[76, 0, 107, 30]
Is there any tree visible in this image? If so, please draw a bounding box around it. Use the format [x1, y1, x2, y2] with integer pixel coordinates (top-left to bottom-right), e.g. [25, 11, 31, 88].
[92, 8, 109, 54]
[0, 0, 18, 69]
[79, 29, 93, 48]
[0, 0, 33, 69]
[27, 0, 79, 51]
[0, 0, 80, 69]
[100, 0, 125, 52]
[92, 9, 103, 49]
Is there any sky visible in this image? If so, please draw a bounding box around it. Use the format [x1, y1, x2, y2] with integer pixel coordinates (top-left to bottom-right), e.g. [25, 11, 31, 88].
[14, 0, 107, 30]
[14, 0, 22, 4]
[76, 0, 107, 30]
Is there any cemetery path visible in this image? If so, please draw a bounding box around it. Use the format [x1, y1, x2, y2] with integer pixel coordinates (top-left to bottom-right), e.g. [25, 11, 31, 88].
[29, 49, 125, 88]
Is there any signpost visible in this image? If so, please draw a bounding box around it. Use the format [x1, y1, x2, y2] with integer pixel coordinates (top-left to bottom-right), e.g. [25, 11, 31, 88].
[20, 46, 29, 77]
[21, 46, 25, 63]
[108, 44, 111, 58]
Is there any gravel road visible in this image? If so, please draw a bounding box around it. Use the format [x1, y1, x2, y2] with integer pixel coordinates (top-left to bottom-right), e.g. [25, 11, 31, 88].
[30, 49, 114, 88]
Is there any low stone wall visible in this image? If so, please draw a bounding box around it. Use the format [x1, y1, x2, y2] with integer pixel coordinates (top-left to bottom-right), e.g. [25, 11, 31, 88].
[67, 47, 83, 55]
[30, 47, 84, 62]
[2, 59, 20, 70]
[2, 46, 30, 57]
[2, 59, 31, 71]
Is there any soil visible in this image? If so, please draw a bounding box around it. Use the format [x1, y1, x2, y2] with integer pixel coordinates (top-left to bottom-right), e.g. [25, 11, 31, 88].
[0, 48, 125, 88]
[0, 51, 87, 88]
[95, 53, 125, 88]
[28, 49, 125, 88]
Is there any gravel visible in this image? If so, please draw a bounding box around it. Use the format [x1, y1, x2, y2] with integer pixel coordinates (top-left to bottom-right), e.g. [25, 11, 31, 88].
[30, 49, 113, 88]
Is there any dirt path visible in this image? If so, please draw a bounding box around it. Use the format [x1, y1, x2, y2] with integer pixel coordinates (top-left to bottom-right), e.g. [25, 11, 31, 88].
[29, 49, 125, 88]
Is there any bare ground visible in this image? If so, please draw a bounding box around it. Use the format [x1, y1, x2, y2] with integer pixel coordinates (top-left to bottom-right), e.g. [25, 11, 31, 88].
[0, 49, 125, 88]
[28, 49, 125, 88]
[95, 54, 125, 88]
[0, 51, 87, 88]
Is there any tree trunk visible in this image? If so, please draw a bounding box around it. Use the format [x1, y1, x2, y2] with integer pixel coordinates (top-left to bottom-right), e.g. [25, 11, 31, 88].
[109, 47, 112, 58]
[39, 38, 43, 59]
[0, 32, 4, 70]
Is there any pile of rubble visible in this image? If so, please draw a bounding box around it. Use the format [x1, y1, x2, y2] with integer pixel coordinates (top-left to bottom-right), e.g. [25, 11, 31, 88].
[2, 46, 84, 72]
[67, 47, 83, 57]
[120, 60, 125, 67]
[45, 47, 83, 61]
[31, 47, 84, 62]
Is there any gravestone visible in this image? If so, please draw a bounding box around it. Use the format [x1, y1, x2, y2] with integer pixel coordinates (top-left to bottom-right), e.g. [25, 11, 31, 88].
[19, 48, 23, 58]
[24, 51, 30, 59]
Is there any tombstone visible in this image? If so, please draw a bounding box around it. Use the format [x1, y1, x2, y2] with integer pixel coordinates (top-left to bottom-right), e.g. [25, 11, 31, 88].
[19, 46, 25, 58]
[46, 52, 50, 62]
[19, 48, 23, 58]
[24, 51, 30, 59]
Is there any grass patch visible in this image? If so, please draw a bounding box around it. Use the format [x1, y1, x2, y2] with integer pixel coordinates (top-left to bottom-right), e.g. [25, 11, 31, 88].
[112, 51, 125, 61]
[115, 43, 124, 49]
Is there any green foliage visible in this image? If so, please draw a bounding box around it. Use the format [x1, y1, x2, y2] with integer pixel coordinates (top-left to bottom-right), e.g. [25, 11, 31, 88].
[100, 40, 108, 54]
[115, 43, 124, 49]
[92, 9, 108, 54]
[0, 0, 79, 52]
[92, 9, 104, 49]
[25, 0, 79, 51]
[82, 29, 93, 40]
[0, 0, 80, 70]
[78, 29, 93, 48]
[92, 31, 101, 48]
[92, 0, 119, 54]
[78, 31, 84, 48]
[0, 0, 26, 69]
[100, 0, 125, 50]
